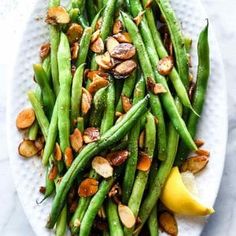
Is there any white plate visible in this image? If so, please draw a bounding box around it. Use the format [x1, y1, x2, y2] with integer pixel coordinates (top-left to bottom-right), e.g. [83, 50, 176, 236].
[7, 0, 228, 235]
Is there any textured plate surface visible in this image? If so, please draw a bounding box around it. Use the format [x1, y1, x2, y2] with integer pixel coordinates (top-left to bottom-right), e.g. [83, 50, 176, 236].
[7, 0, 227, 235]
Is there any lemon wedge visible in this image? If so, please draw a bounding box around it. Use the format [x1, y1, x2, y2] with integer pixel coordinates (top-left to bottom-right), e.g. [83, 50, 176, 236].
[160, 167, 215, 216]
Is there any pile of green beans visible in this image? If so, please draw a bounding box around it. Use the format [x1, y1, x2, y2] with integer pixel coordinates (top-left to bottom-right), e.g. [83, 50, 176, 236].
[19, 0, 211, 235]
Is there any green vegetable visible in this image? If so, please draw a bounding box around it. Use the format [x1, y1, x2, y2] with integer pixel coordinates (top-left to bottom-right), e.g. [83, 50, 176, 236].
[148, 204, 159, 236]
[56, 205, 67, 236]
[42, 56, 52, 84]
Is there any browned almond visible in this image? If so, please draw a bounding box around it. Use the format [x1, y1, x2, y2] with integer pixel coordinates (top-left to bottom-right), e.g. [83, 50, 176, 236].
[90, 37, 104, 54]
[71, 42, 79, 60]
[195, 139, 205, 148]
[16, 108, 35, 129]
[70, 128, 83, 152]
[106, 37, 119, 55]
[40, 43, 50, 60]
[18, 140, 39, 158]
[115, 111, 123, 117]
[95, 52, 113, 70]
[181, 155, 209, 174]
[133, 11, 145, 26]
[96, 17, 103, 30]
[46, 6, 70, 25]
[113, 32, 132, 43]
[110, 43, 136, 60]
[106, 150, 129, 166]
[159, 211, 178, 236]
[54, 143, 62, 161]
[67, 23, 83, 44]
[81, 88, 92, 115]
[65, 147, 74, 168]
[39, 186, 46, 194]
[48, 163, 58, 181]
[195, 149, 210, 157]
[92, 156, 113, 178]
[157, 56, 174, 76]
[83, 127, 100, 144]
[137, 152, 152, 171]
[145, 0, 153, 8]
[139, 130, 145, 149]
[71, 64, 77, 77]
[108, 183, 122, 198]
[98, 206, 106, 219]
[113, 19, 123, 34]
[87, 70, 109, 81]
[113, 60, 137, 78]
[34, 136, 45, 151]
[121, 95, 132, 113]
[147, 77, 167, 94]
[118, 204, 136, 228]
[88, 78, 109, 94]
[78, 178, 99, 197]
[188, 80, 195, 101]
[91, 30, 100, 43]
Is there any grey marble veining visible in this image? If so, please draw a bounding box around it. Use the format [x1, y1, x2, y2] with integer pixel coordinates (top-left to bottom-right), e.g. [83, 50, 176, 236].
[0, 0, 235, 235]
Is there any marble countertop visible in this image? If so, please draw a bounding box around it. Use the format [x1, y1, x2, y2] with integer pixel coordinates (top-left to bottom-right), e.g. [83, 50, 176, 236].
[0, 0, 235, 235]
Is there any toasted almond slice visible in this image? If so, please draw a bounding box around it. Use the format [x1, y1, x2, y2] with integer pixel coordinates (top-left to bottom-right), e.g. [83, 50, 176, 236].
[46, 6, 70, 25]
[91, 30, 100, 43]
[157, 56, 174, 76]
[54, 143, 62, 161]
[147, 77, 167, 95]
[159, 211, 178, 236]
[113, 60, 137, 78]
[106, 37, 120, 55]
[194, 139, 205, 148]
[70, 128, 83, 152]
[113, 32, 132, 43]
[83, 127, 100, 143]
[139, 130, 145, 149]
[18, 140, 39, 158]
[81, 88, 92, 115]
[134, 11, 145, 26]
[71, 42, 80, 60]
[145, 0, 153, 8]
[40, 43, 50, 60]
[48, 163, 58, 181]
[98, 206, 106, 219]
[87, 70, 109, 81]
[88, 78, 109, 94]
[65, 147, 74, 168]
[115, 111, 123, 117]
[67, 23, 83, 44]
[121, 95, 132, 113]
[108, 183, 122, 198]
[78, 178, 99, 197]
[195, 149, 210, 157]
[34, 136, 45, 151]
[180, 155, 209, 174]
[106, 150, 129, 166]
[16, 108, 35, 129]
[118, 204, 136, 228]
[188, 81, 196, 101]
[110, 43, 136, 60]
[96, 17, 103, 30]
[90, 37, 104, 54]
[137, 152, 152, 171]
[95, 52, 113, 70]
[92, 156, 113, 178]
[71, 64, 77, 77]
[113, 19, 123, 34]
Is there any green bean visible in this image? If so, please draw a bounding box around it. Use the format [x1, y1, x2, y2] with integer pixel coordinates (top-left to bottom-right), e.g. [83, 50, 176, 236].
[98, 0, 104, 10]
[148, 204, 159, 236]
[69, 8, 80, 23]
[57, 33, 72, 153]
[56, 205, 67, 236]
[184, 36, 192, 53]
[42, 56, 51, 84]
[154, 0, 189, 88]
[115, 79, 124, 107]
[101, 79, 115, 134]
[124, 112, 156, 235]
[122, 75, 145, 204]
[86, 0, 98, 24]
[122, 12, 197, 151]
[28, 121, 39, 140]
[71, 64, 85, 124]
[77, 117, 84, 132]
[134, 98, 183, 235]
[33, 64, 55, 119]
[175, 22, 210, 166]
[107, 199, 124, 236]
[91, 7, 105, 32]
[46, 96, 149, 228]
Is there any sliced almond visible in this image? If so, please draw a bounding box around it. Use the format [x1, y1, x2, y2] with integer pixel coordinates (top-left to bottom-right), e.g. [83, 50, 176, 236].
[137, 152, 152, 171]
[34, 136, 45, 151]
[115, 111, 123, 117]
[145, 0, 153, 8]
[194, 139, 205, 148]
[18, 140, 39, 158]
[121, 95, 132, 113]
[65, 147, 74, 168]
[118, 204, 136, 228]
[16, 108, 35, 129]
[195, 149, 210, 157]
[106, 37, 120, 55]
[90, 37, 104, 54]
[139, 130, 145, 149]
[108, 183, 122, 198]
[71, 64, 77, 77]
[159, 211, 178, 236]
[98, 206, 106, 219]
[181, 155, 209, 174]
[46, 6, 70, 25]
[54, 143, 62, 161]
[134, 11, 145, 26]
[95, 52, 113, 70]
[91, 30, 100, 43]
[113, 19, 123, 34]
[78, 178, 99, 197]
[83, 127, 100, 144]
[87, 70, 109, 81]
[81, 88, 92, 115]
[113, 60, 137, 79]
[157, 56, 174, 76]
[96, 17, 103, 30]
[188, 80, 195, 101]
[88, 78, 109, 94]
[106, 150, 129, 166]
[40, 43, 50, 60]
[147, 77, 167, 95]
[92, 156, 113, 178]
[48, 163, 58, 181]
[113, 32, 132, 43]
[67, 23, 83, 44]
[71, 42, 79, 60]
[110, 43, 136, 60]
[70, 128, 83, 152]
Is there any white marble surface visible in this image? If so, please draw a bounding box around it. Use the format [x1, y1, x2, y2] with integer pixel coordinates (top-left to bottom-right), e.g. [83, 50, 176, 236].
[0, 0, 235, 235]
